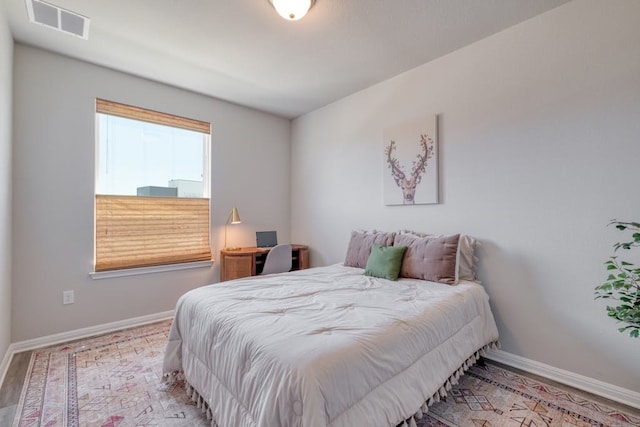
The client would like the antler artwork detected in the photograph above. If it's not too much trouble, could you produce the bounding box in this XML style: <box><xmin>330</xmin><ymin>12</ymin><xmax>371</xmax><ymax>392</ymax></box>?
<box><xmin>385</xmin><ymin>134</ymin><xmax>434</xmax><ymax>204</ymax></box>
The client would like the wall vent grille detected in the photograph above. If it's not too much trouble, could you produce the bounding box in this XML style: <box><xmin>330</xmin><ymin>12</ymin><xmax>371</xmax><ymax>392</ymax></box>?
<box><xmin>25</xmin><ymin>0</ymin><xmax>90</xmax><ymax>39</ymax></box>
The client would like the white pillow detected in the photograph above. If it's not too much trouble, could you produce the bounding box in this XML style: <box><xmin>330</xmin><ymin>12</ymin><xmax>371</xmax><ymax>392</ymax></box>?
<box><xmin>457</xmin><ymin>234</ymin><xmax>478</xmax><ymax>282</ymax></box>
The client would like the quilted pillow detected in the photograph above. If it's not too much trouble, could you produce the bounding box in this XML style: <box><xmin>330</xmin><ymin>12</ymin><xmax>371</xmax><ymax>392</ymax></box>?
<box><xmin>364</xmin><ymin>244</ymin><xmax>407</xmax><ymax>281</ymax></box>
<box><xmin>344</xmin><ymin>230</ymin><xmax>396</xmax><ymax>268</ymax></box>
<box><xmin>399</xmin><ymin>230</ymin><xmax>478</xmax><ymax>282</ymax></box>
<box><xmin>393</xmin><ymin>233</ymin><xmax>460</xmax><ymax>284</ymax></box>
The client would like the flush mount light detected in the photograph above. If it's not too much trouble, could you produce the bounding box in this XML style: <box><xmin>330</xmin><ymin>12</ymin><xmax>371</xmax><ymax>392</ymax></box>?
<box><xmin>268</xmin><ymin>0</ymin><xmax>316</xmax><ymax>21</ymax></box>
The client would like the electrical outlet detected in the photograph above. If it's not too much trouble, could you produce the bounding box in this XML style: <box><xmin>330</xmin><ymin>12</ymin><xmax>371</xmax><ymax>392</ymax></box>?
<box><xmin>63</xmin><ymin>290</ymin><xmax>74</xmax><ymax>305</ymax></box>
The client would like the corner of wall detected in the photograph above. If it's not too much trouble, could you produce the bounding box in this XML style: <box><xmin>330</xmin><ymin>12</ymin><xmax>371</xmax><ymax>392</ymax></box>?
<box><xmin>0</xmin><ymin>0</ymin><xmax>14</xmax><ymax>372</ymax></box>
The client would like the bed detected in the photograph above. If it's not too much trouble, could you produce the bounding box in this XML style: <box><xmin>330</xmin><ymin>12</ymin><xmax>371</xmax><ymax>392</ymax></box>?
<box><xmin>163</xmin><ymin>230</ymin><xmax>499</xmax><ymax>427</ymax></box>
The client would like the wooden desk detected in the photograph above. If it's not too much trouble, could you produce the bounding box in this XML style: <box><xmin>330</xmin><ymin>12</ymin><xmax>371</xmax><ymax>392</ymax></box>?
<box><xmin>220</xmin><ymin>245</ymin><xmax>309</xmax><ymax>281</ymax></box>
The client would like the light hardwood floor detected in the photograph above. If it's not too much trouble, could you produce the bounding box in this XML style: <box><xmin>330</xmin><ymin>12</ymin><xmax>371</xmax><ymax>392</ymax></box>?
<box><xmin>0</xmin><ymin>351</ymin><xmax>32</xmax><ymax>426</ymax></box>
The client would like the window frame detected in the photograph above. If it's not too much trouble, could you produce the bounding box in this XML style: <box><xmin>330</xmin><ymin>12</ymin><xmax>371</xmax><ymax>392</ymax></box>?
<box><xmin>93</xmin><ymin>99</ymin><xmax>212</xmax><ymax>274</ymax></box>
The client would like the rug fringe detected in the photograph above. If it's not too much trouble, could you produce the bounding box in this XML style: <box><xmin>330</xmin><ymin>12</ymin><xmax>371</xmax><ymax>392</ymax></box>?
<box><xmin>399</xmin><ymin>341</ymin><xmax>500</xmax><ymax>427</ymax></box>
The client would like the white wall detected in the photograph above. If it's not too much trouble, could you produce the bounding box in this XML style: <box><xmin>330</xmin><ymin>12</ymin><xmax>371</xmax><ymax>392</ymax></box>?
<box><xmin>12</xmin><ymin>45</ymin><xmax>291</xmax><ymax>342</ymax></box>
<box><xmin>291</xmin><ymin>0</ymin><xmax>640</xmax><ymax>392</ymax></box>
<box><xmin>0</xmin><ymin>3</ymin><xmax>13</xmax><ymax>361</ymax></box>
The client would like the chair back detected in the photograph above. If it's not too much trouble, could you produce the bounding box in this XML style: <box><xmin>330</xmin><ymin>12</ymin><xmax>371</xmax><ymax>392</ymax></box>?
<box><xmin>260</xmin><ymin>244</ymin><xmax>292</xmax><ymax>275</ymax></box>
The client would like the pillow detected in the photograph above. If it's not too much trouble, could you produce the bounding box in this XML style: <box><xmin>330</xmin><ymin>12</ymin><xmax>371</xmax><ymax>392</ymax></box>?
<box><xmin>398</xmin><ymin>230</ymin><xmax>478</xmax><ymax>282</ymax></box>
<box><xmin>344</xmin><ymin>230</ymin><xmax>396</xmax><ymax>268</ymax></box>
<box><xmin>364</xmin><ymin>244</ymin><xmax>407</xmax><ymax>281</ymax></box>
<box><xmin>457</xmin><ymin>234</ymin><xmax>478</xmax><ymax>282</ymax></box>
<box><xmin>393</xmin><ymin>233</ymin><xmax>460</xmax><ymax>284</ymax></box>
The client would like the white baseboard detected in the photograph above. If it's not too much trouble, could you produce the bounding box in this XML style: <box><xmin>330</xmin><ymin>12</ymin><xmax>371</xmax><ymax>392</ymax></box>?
<box><xmin>0</xmin><ymin>310</ymin><xmax>174</xmax><ymax>387</ymax></box>
<box><xmin>486</xmin><ymin>349</ymin><xmax>640</xmax><ymax>410</ymax></box>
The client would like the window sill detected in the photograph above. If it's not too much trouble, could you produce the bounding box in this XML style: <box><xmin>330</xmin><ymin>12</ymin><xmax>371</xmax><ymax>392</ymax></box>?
<box><xmin>89</xmin><ymin>260</ymin><xmax>213</xmax><ymax>280</ymax></box>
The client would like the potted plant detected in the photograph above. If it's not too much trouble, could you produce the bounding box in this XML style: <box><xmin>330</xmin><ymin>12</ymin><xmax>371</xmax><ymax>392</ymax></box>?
<box><xmin>594</xmin><ymin>220</ymin><xmax>640</xmax><ymax>338</ymax></box>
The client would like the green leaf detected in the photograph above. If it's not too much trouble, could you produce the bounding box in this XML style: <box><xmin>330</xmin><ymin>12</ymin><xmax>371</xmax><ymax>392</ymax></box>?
<box><xmin>597</xmin><ymin>220</ymin><xmax>640</xmax><ymax>338</ymax></box>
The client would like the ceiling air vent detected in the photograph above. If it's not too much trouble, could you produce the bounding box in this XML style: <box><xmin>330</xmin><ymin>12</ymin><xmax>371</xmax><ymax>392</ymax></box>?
<box><xmin>25</xmin><ymin>0</ymin><xmax>90</xmax><ymax>40</ymax></box>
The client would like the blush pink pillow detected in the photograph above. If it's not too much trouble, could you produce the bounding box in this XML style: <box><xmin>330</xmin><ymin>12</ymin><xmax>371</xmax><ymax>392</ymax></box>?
<box><xmin>393</xmin><ymin>233</ymin><xmax>460</xmax><ymax>284</ymax></box>
<box><xmin>344</xmin><ymin>230</ymin><xmax>396</xmax><ymax>268</ymax></box>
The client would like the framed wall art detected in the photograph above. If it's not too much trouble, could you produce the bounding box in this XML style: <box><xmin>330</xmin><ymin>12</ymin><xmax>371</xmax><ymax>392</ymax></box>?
<box><xmin>383</xmin><ymin>114</ymin><xmax>438</xmax><ymax>205</ymax></box>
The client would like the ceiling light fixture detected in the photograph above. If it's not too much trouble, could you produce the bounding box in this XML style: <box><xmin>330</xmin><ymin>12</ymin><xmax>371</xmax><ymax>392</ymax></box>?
<box><xmin>268</xmin><ymin>0</ymin><xmax>315</xmax><ymax>21</ymax></box>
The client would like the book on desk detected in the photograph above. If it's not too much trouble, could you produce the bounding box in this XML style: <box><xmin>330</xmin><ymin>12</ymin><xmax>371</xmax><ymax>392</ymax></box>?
<box><xmin>220</xmin><ymin>245</ymin><xmax>309</xmax><ymax>281</ymax></box>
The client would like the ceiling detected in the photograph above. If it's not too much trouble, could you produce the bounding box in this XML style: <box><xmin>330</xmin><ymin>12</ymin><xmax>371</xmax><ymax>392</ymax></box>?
<box><xmin>4</xmin><ymin>0</ymin><xmax>571</xmax><ymax>118</ymax></box>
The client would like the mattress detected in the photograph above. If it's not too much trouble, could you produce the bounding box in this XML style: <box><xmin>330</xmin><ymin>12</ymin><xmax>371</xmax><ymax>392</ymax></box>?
<box><xmin>163</xmin><ymin>264</ymin><xmax>499</xmax><ymax>427</ymax></box>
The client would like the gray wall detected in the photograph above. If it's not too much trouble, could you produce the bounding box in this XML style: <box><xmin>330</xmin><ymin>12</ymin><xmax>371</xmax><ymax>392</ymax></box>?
<box><xmin>0</xmin><ymin>3</ymin><xmax>13</xmax><ymax>363</ymax></box>
<box><xmin>291</xmin><ymin>0</ymin><xmax>640</xmax><ymax>392</ymax></box>
<box><xmin>11</xmin><ymin>44</ymin><xmax>291</xmax><ymax>341</ymax></box>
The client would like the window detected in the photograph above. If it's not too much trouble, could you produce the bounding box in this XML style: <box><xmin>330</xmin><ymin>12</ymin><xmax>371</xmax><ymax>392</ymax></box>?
<box><xmin>95</xmin><ymin>99</ymin><xmax>211</xmax><ymax>272</ymax></box>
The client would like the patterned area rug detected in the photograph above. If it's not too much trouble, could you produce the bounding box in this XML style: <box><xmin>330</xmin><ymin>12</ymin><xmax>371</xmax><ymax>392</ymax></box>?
<box><xmin>13</xmin><ymin>320</ymin><xmax>207</xmax><ymax>427</ymax></box>
<box><xmin>418</xmin><ymin>368</ymin><xmax>640</xmax><ymax>427</ymax></box>
<box><xmin>11</xmin><ymin>320</ymin><xmax>640</xmax><ymax>427</ymax></box>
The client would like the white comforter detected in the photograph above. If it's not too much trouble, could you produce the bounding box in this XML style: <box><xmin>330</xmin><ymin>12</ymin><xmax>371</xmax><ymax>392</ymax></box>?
<box><xmin>163</xmin><ymin>264</ymin><xmax>499</xmax><ymax>427</ymax></box>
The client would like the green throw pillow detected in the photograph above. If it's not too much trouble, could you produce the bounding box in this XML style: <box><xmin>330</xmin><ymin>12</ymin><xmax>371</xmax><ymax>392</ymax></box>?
<box><xmin>364</xmin><ymin>244</ymin><xmax>407</xmax><ymax>281</ymax></box>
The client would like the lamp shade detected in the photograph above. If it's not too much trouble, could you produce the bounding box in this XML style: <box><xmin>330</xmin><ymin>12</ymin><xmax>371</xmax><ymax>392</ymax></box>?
<box><xmin>269</xmin><ymin>0</ymin><xmax>315</xmax><ymax>21</ymax></box>
<box><xmin>230</xmin><ymin>207</ymin><xmax>241</xmax><ymax>224</ymax></box>
<box><xmin>224</xmin><ymin>207</ymin><xmax>242</xmax><ymax>250</ymax></box>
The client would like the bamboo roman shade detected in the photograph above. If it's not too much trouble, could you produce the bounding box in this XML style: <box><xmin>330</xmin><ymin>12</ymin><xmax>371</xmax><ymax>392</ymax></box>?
<box><xmin>96</xmin><ymin>99</ymin><xmax>210</xmax><ymax>134</ymax></box>
<box><xmin>95</xmin><ymin>99</ymin><xmax>211</xmax><ymax>272</ymax></box>
<box><xmin>95</xmin><ymin>195</ymin><xmax>211</xmax><ymax>272</ymax></box>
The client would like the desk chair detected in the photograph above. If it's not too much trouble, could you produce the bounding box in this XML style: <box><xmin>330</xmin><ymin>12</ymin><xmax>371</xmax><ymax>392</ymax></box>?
<box><xmin>260</xmin><ymin>244</ymin><xmax>292</xmax><ymax>275</ymax></box>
